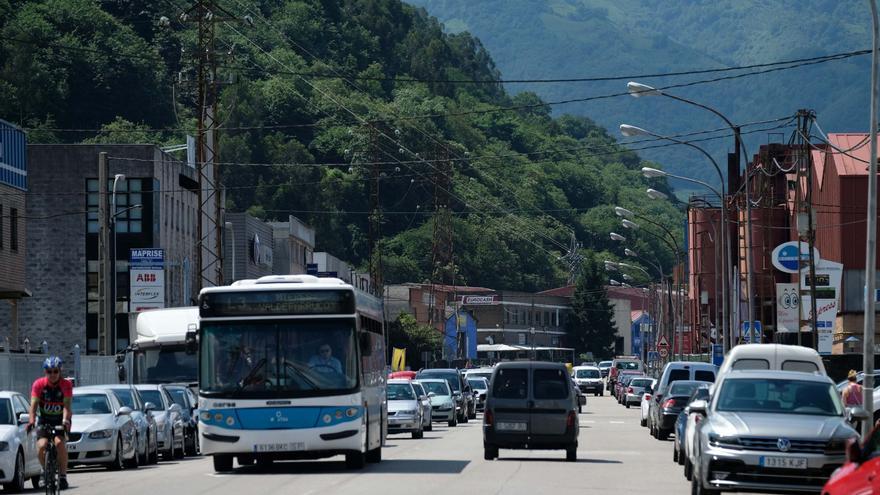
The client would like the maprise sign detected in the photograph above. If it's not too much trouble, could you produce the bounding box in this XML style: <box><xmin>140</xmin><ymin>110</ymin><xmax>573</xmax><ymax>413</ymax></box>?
<box><xmin>130</xmin><ymin>248</ymin><xmax>165</xmax><ymax>312</ymax></box>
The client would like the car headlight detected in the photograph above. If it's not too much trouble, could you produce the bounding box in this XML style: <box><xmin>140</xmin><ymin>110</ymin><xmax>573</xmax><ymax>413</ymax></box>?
<box><xmin>88</xmin><ymin>429</ymin><xmax>114</xmax><ymax>439</ymax></box>
<box><xmin>0</xmin><ymin>441</ymin><xmax>9</xmax><ymax>452</ymax></box>
<box><xmin>708</xmin><ymin>433</ymin><xmax>739</xmax><ymax>447</ymax></box>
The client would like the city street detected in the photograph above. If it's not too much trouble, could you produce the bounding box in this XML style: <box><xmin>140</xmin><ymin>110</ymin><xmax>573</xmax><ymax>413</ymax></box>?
<box><xmin>61</xmin><ymin>395</ymin><xmax>696</xmax><ymax>494</ymax></box>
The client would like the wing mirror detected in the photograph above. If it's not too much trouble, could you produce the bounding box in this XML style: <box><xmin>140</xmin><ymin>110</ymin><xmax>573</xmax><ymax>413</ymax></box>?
<box><xmin>185</xmin><ymin>323</ymin><xmax>198</xmax><ymax>355</ymax></box>
<box><xmin>689</xmin><ymin>399</ymin><xmax>708</xmax><ymax>416</ymax></box>
<box><xmin>847</xmin><ymin>406</ymin><xmax>870</xmax><ymax>423</ymax></box>
<box><xmin>428</xmin><ymin>392</ymin><xmax>436</xmax><ymax>398</ymax></box>
<box><xmin>18</xmin><ymin>413</ymin><xmax>29</xmax><ymax>425</ymax></box>
<box><xmin>117</xmin><ymin>406</ymin><xmax>133</xmax><ymax>416</ymax></box>
<box><xmin>169</xmin><ymin>403</ymin><xmax>182</xmax><ymax>414</ymax></box>
<box><xmin>144</xmin><ymin>402</ymin><xmax>157</xmax><ymax>413</ymax></box>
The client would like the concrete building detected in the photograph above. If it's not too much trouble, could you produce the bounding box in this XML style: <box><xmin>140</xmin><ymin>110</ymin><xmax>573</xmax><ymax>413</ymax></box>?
<box><xmin>223</xmin><ymin>212</ymin><xmax>274</xmax><ymax>283</ymax></box>
<box><xmin>383</xmin><ymin>283</ymin><xmax>492</xmax><ymax>331</ymax></box>
<box><xmin>312</xmin><ymin>251</ymin><xmax>371</xmax><ymax>291</ymax></box>
<box><xmin>0</xmin><ymin>144</ymin><xmax>204</xmax><ymax>357</ymax></box>
<box><xmin>0</xmin><ymin>120</ymin><xmax>29</xmax><ymax>349</ymax></box>
<box><xmin>271</xmin><ymin>215</ymin><xmax>315</xmax><ymax>275</ymax></box>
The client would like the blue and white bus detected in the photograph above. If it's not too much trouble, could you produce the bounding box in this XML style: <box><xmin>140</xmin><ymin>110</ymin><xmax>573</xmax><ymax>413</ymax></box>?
<box><xmin>196</xmin><ymin>275</ymin><xmax>386</xmax><ymax>472</ymax></box>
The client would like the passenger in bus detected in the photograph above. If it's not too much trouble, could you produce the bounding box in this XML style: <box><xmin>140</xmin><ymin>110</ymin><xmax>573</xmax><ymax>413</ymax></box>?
<box><xmin>308</xmin><ymin>344</ymin><xmax>343</xmax><ymax>375</ymax></box>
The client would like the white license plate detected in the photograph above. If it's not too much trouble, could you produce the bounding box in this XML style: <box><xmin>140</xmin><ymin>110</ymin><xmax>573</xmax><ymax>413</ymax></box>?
<box><xmin>760</xmin><ymin>456</ymin><xmax>807</xmax><ymax>469</ymax></box>
<box><xmin>253</xmin><ymin>442</ymin><xmax>305</xmax><ymax>453</ymax></box>
<box><xmin>496</xmin><ymin>422</ymin><xmax>527</xmax><ymax>432</ymax></box>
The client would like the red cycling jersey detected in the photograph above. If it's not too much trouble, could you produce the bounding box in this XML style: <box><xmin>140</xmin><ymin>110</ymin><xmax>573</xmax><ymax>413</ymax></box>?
<box><xmin>31</xmin><ymin>377</ymin><xmax>73</xmax><ymax>426</ymax></box>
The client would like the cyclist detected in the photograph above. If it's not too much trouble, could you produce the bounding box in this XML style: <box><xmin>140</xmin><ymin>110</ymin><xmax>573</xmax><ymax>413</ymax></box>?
<box><xmin>27</xmin><ymin>356</ymin><xmax>73</xmax><ymax>490</ymax></box>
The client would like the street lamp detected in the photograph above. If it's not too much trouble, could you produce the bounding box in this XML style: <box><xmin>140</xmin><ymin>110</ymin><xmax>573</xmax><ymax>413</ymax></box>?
<box><xmin>621</xmin><ymin>219</ymin><xmax>639</xmax><ymax>231</ymax></box>
<box><xmin>624</xmin><ymin>248</ymin><xmax>638</xmax><ymax>258</ymax></box>
<box><xmin>609</xmin><ymin>279</ymin><xmax>622</xmax><ymax>286</ymax></box>
<box><xmin>641</xmin><ymin>165</ymin><xmax>731</xmax><ymax>354</ymax></box>
<box><xmin>610</xmin><ymin>232</ymin><xmax>626</xmax><ymax>242</ymax></box>
<box><xmin>646</xmin><ymin>188</ymin><xmax>668</xmax><ymax>201</ymax></box>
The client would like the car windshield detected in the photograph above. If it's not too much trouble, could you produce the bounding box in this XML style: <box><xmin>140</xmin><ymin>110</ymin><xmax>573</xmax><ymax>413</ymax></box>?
<box><xmin>138</xmin><ymin>390</ymin><xmax>164</xmax><ymax>409</ymax></box>
<box><xmin>576</xmin><ymin>369</ymin><xmax>600</xmax><ymax>378</ymax></box>
<box><xmin>72</xmin><ymin>394</ymin><xmax>112</xmax><ymax>415</ymax></box>
<box><xmin>716</xmin><ymin>378</ymin><xmax>843</xmax><ymax>416</ymax></box>
<box><xmin>670</xmin><ymin>382</ymin><xmax>706</xmax><ymax>397</ymax></box>
<box><xmin>422</xmin><ymin>381</ymin><xmax>450</xmax><ymax>396</ymax></box>
<box><xmin>418</xmin><ymin>371</ymin><xmax>460</xmax><ymax>392</ymax></box>
<box><xmin>387</xmin><ymin>383</ymin><xmax>415</xmax><ymax>400</ymax></box>
<box><xmin>617</xmin><ymin>361</ymin><xmax>639</xmax><ymax>370</ymax></box>
<box><xmin>0</xmin><ymin>399</ymin><xmax>12</xmax><ymax>425</ymax></box>
<box><xmin>136</xmin><ymin>347</ymin><xmax>198</xmax><ymax>384</ymax></box>
<box><xmin>111</xmin><ymin>389</ymin><xmax>137</xmax><ymax>410</ymax></box>
<box><xmin>200</xmin><ymin>319</ymin><xmax>358</xmax><ymax>397</ymax></box>
<box><xmin>168</xmin><ymin>389</ymin><xmax>189</xmax><ymax>409</ymax></box>
<box><xmin>468</xmin><ymin>379</ymin><xmax>487</xmax><ymax>390</ymax></box>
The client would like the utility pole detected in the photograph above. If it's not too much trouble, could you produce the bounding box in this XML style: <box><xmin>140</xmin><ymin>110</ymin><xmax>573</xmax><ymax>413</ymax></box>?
<box><xmin>97</xmin><ymin>153</ymin><xmax>112</xmax><ymax>356</ymax></box>
<box><xmin>863</xmin><ymin>0</ymin><xmax>879</xmax><ymax>435</ymax></box>
<box><xmin>181</xmin><ymin>0</ymin><xmax>237</xmax><ymax>291</ymax></box>
<box><xmin>794</xmin><ymin>110</ymin><xmax>820</xmax><ymax>348</ymax></box>
<box><xmin>561</xmin><ymin>232</ymin><xmax>584</xmax><ymax>285</ymax></box>
<box><xmin>367</xmin><ymin>124</ymin><xmax>384</xmax><ymax>296</ymax></box>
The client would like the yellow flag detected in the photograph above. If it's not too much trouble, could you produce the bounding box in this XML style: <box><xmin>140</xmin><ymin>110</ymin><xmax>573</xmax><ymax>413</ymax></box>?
<box><xmin>392</xmin><ymin>348</ymin><xmax>406</xmax><ymax>371</ymax></box>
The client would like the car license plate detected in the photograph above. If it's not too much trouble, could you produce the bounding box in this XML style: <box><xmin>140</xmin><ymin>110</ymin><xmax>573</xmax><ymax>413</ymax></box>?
<box><xmin>760</xmin><ymin>456</ymin><xmax>807</xmax><ymax>469</ymax></box>
<box><xmin>496</xmin><ymin>422</ymin><xmax>527</xmax><ymax>432</ymax></box>
<box><xmin>253</xmin><ymin>442</ymin><xmax>305</xmax><ymax>453</ymax></box>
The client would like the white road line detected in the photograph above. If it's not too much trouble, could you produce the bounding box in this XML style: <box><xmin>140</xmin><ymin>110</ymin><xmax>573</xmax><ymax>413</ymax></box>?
<box><xmin>609</xmin><ymin>421</ymin><xmax>624</xmax><ymax>424</ymax></box>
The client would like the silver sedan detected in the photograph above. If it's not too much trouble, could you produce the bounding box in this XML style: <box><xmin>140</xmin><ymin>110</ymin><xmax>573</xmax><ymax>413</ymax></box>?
<box><xmin>67</xmin><ymin>389</ymin><xmax>138</xmax><ymax>470</ymax></box>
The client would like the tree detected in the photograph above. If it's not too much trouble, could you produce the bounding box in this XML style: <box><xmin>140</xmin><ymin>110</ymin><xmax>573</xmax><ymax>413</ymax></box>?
<box><xmin>565</xmin><ymin>254</ymin><xmax>617</xmax><ymax>359</ymax></box>
<box><xmin>387</xmin><ymin>313</ymin><xmax>443</xmax><ymax>369</ymax></box>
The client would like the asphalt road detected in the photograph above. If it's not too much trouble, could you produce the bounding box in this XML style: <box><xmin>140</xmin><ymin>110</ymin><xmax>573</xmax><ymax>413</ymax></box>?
<box><xmin>56</xmin><ymin>394</ymin><xmax>697</xmax><ymax>494</ymax></box>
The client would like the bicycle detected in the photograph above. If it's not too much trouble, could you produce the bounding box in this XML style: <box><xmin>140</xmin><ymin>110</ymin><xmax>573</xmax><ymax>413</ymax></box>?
<box><xmin>32</xmin><ymin>425</ymin><xmax>67</xmax><ymax>495</ymax></box>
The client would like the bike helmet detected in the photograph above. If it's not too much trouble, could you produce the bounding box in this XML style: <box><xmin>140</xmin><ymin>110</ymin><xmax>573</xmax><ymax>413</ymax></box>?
<box><xmin>42</xmin><ymin>355</ymin><xmax>63</xmax><ymax>369</ymax></box>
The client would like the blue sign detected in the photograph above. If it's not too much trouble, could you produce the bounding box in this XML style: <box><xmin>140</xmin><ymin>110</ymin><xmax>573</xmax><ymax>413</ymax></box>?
<box><xmin>445</xmin><ymin>312</ymin><xmax>477</xmax><ymax>360</ymax></box>
<box><xmin>647</xmin><ymin>351</ymin><xmax>660</xmax><ymax>362</ymax></box>
<box><xmin>129</xmin><ymin>248</ymin><xmax>164</xmax><ymax>268</ymax></box>
<box><xmin>0</xmin><ymin>119</ymin><xmax>27</xmax><ymax>191</ymax></box>
<box><xmin>306</xmin><ymin>263</ymin><xmax>319</xmax><ymax>275</ymax></box>
<box><xmin>712</xmin><ymin>344</ymin><xmax>724</xmax><ymax>366</ymax></box>
<box><xmin>741</xmin><ymin>321</ymin><xmax>762</xmax><ymax>343</ymax></box>
<box><xmin>316</xmin><ymin>271</ymin><xmax>338</xmax><ymax>278</ymax></box>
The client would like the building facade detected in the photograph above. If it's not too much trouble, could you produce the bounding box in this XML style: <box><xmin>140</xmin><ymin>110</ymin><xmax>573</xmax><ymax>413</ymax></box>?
<box><xmin>0</xmin><ymin>120</ymin><xmax>28</xmax><ymax>349</ymax></box>
<box><xmin>223</xmin><ymin>212</ymin><xmax>274</xmax><ymax>283</ymax></box>
<box><xmin>271</xmin><ymin>215</ymin><xmax>315</xmax><ymax>275</ymax></box>
<box><xmin>0</xmin><ymin>144</ymin><xmax>204</xmax><ymax>358</ymax></box>
<box><xmin>312</xmin><ymin>251</ymin><xmax>371</xmax><ymax>291</ymax></box>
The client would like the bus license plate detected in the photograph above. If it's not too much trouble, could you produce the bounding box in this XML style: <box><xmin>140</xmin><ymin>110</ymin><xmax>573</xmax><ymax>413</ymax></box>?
<box><xmin>760</xmin><ymin>456</ymin><xmax>807</xmax><ymax>469</ymax></box>
<box><xmin>254</xmin><ymin>442</ymin><xmax>305</xmax><ymax>453</ymax></box>
<box><xmin>496</xmin><ymin>422</ymin><xmax>527</xmax><ymax>432</ymax></box>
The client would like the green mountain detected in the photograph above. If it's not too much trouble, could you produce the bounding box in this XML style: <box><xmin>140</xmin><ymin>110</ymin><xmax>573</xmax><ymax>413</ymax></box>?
<box><xmin>407</xmin><ymin>0</ymin><xmax>871</xmax><ymax>185</ymax></box>
<box><xmin>0</xmin><ymin>0</ymin><xmax>683</xmax><ymax>291</ymax></box>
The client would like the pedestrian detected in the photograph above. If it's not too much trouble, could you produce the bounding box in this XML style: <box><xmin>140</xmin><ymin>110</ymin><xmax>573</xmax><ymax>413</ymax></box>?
<box><xmin>842</xmin><ymin>369</ymin><xmax>864</xmax><ymax>407</ymax></box>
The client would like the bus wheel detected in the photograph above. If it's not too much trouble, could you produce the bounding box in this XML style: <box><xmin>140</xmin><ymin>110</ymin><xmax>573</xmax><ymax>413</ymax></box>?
<box><xmin>345</xmin><ymin>451</ymin><xmax>366</xmax><ymax>469</ymax></box>
<box><xmin>213</xmin><ymin>455</ymin><xmax>233</xmax><ymax>472</ymax></box>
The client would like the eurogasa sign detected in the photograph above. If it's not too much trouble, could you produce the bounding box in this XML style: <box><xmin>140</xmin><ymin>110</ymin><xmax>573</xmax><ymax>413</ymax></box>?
<box><xmin>770</xmin><ymin>241</ymin><xmax>818</xmax><ymax>274</ymax></box>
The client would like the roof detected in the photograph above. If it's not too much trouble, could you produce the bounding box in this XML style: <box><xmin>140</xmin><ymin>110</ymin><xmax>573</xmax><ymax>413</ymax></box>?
<box><xmin>135</xmin><ymin>307</ymin><xmax>199</xmax><ymax>344</ymax></box>
<box><xmin>494</xmin><ymin>361</ymin><xmax>568</xmax><ymax>370</ymax></box>
<box><xmin>724</xmin><ymin>343</ymin><xmax>821</xmax><ymax>360</ymax></box>
<box><xmin>823</xmin><ymin>134</ymin><xmax>875</xmax><ymax>176</ymax></box>
<box><xmin>537</xmin><ymin>285</ymin><xmax>575</xmax><ymax>297</ymax></box>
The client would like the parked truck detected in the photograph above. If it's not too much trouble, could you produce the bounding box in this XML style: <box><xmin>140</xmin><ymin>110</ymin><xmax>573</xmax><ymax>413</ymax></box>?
<box><xmin>118</xmin><ymin>307</ymin><xmax>199</xmax><ymax>387</ymax></box>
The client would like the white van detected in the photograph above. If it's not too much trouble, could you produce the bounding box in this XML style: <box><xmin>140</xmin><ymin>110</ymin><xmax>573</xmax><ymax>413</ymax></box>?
<box><xmin>717</xmin><ymin>344</ymin><xmax>826</xmax><ymax>376</ymax></box>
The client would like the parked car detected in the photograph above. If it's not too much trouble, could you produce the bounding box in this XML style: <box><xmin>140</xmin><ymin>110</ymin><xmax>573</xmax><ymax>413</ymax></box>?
<box><xmin>608</xmin><ymin>356</ymin><xmax>642</xmax><ymax>393</ymax></box>
<box><xmin>416</xmin><ymin>368</ymin><xmax>470</xmax><ymax>423</ymax></box>
<box><xmin>835</xmin><ymin>371</ymin><xmax>880</xmax><ymax>392</ymax></box>
<box><xmin>411</xmin><ymin>381</ymin><xmax>433</xmax><ymax>432</ymax></box>
<box><xmin>82</xmin><ymin>385</ymin><xmax>159</xmax><ymax>465</ymax></box>
<box><xmin>386</xmin><ymin>379</ymin><xmax>424</xmax><ymax>439</ymax></box>
<box><xmin>467</xmin><ymin>377</ymin><xmax>490</xmax><ymax>411</ymax></box>
<box><xmin>624</xmin><ymin>377</ymin><xmax>653</xmax><ymax>408</ymax></box>
<box><xmin>67</xmin><ymin>388</ymin><xmax>138</xmax><ymax>470</ymax></box>
<box><xmin>717</xmin><ymin>343</ymin><xmax>826</xmax><ymax>377</ymax></box>
<box><xmin>691</xmin><ymin>370</ymin><xmax>862</xmax><ymax>494</ymax></box>
<box><xmin>822</xmin><ymin>422</ymin><xmax>880</xmax><ymax>494</ymax></box>
<box><xmin>420</xmin><ymin>379</ymin><xmax>457</xmax><ymax>427</ymax></box>
<box><xmin>651</xmin><ymin>380</ymin><xmax>710</xmax><ymax>441</ymax></box>
<box><xmin>673</xmin><ymin>383</ymin><xmax>710</xmax><ymax>467</ymax></box>
<box><xmin>133</xmin><ymin>384</ymin><xmax>185</xmax><ymax>460</ymax></box>
<box><xmin>648</xmin><ymin>362</ymin><xmax>717</xmax><ymax>439</ymax></box>
<box><xmin>640</xmin><ymin>379</ymin><xmax>657</xmax><ymax>427</ymax></box>
<box><xmin>598</xmin><ymin>361</ymin><xmax>613</xmax><ymax>379</ymax></box>
<box><xmin>166</xmin><ymin>384</ymin><xmax>199</xmax><ymax>456</ymax></box>
<box><xmin>0</xmin><ymin>391</ymin><xmax>41</xmax><ymax>492</ymax></box>
<box><xmin>615</xmin><ymin>372</ymin><xmax>643</xmax><ymax>403</ymax></box>
<box><xmin>572</xmin><ymin>366</ymin><xmax>604</xmax><ymax>396</ymax></box>
<box><xmin>464</xmin><ymin>368</ymin><xmax>494</xmax><ymax>383</ymax></box>
<box><xmin>483</xmin><ymin>362</ymin><xmax>579</xmax><ymax>462</ymax></box>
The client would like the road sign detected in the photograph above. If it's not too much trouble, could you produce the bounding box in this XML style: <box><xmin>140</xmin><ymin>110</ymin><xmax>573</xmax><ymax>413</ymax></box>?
<box><xmin>741</xmin><ymin>321</ymin><xmax>762</xmax><ymax>343</ymax></box>
<box><xmin>659</xmin><ymin>348</ymin><xmax>669</xmax><ymax>359</ymax></box>
<box><xmin>647</xmin><ymin>351</ymin><xmax>660</xmax><ymax>362</ymax></box>
<box><xmin>657</xmin><ymin>335</ymin><xmax>669</xmax><ymax>349</ymax></box>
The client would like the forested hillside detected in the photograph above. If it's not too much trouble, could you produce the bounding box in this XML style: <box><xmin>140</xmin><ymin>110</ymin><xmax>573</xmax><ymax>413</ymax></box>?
<box><xmin>0</xmin><ymin>0</ymin><xmax>682</xmax><ymax>291</ymax></box>
<box><xmin>408</xmin><ymin>0</ymin><xmax>871</xmax><ymax>185</ymax></box>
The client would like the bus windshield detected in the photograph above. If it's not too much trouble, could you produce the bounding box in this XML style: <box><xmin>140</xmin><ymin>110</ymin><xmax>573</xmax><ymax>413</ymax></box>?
<box><xmin>137</xmin><ymin>347</ymin><xmax>198</xmax><ymax>384</ymax></box>
<box><xmin>200</xmin><ymin>319</ymin><xmax>358</xmax><ymax>397</ymax></box>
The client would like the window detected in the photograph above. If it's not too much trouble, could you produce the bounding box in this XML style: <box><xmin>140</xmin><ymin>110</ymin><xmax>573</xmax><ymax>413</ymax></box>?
<box><xmin>86</xmin><ymin>178</ymin><xmax>144</xmax><ymax>233</ymax></box>
<box><xmin>517</xmin><ymin>333</ymin><xmax>526</xmax><ymax>345</ymax></box>
<box><xmin>782</xmin><ymin>360</ymin><xmax>819</xmax><ymax>373</ymax></box>
<box><xmin>9</xmin><ymin>208</ymin><xmax>17</xmax><ymax>251</ymax></box>
<box><xmin>667</xmin><ymin>369</ymin><xmax>690</xmax><ymax>385</ymax></box>
<box><xmin>492</xmin><ymin>368</ymin><xmax>528</xmax><ymax>399</ymax></box>
<box><xmin>694</xmin><ymin>370</ymin><xmax>716</xmax><ymax>382</ymax></box>
<box><xmin>0</xmin><ymin>204</ymin><xmax>3</xmax><ymax>250</ymax></box>
<box><xmin>533</xmin><ymin>369</ymin><xmax>569</xmax><ymax>399</ymax></box>
<box><xmin>731</xmin><ymin>359</ymin><xmax>770</xmax><ymax>371</ymax></box>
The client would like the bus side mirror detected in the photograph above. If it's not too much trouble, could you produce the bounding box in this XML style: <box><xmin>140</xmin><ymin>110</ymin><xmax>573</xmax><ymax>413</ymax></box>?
<box><xmin>360</xmin><ymin>333</ymin><xmax>372</xmax><ymax>357</ymax></box>
<box><xmin>115</xmin><ymin>352</ymin><xmax>126</xmax><ymax>364</ymax></box>
<box><xmin>117</xmin><ymin>364</ymin><xmax>127</xmax><ymax>384</ymax></box>
<box><xmin>185</xmin><ymin>330</ymin><xmax>198</xmax><ymax>355</ymax></box>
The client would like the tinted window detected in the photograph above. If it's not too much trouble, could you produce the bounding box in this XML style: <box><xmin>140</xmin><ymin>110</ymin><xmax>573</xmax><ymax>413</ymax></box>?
<box><xmin>694</xmin><ymin>370</ymin><xmax>716</xmax><ymax>382</ymax></box>
<box><xmin>731</xmin><ymin>359</ymin><xmax>769</xmax><ymax>370</ymax></box>
<box><xmin>617</xmin><ymin>361</ymin><xmax>640</xmax><ymax>370</ymax></box>
<box><xmin>575</xmin><ymin>369</ymin><xmax>600</xmax><ymax>379</ymax></box>
<box><xmin>169</xmin><ymin>389</ymin><xmax>189</xmax><ymax>408</ymax></box>
<box><xmin>72</xmin><ymin>394</ymin><xmax>112</xmax><ymax>415</ymax></box>
<box><xmin>670</xmin><ymin>382</ymin><xmax>703</xmax><ymax>397</ymax></box>
<box><xmin>139</xmin><ymin>390</ymin><xmax>164</xmax><ymax>409</ymax></box>
<box><xmin>492</xmin><ymin>368</ymin><xmax>528</xmax><ymax>399</ymax></box>
<box><xmin>667</xmin><ymin>369</ymin><xmax>690</xmax><ymax>384</ymax></box>
<box><xmin>534</xmin><ymin>369</ymin><xmax>570</xmax><ymax>399</ymax></box>
<box><xmin>387</xmin><ymin>383</ymin><xmax>415</xmax><ymax>400</ymax></box>
<box><xmin>418</xmin><ymin>371</ymin><xmax>461</xmax><ymax>391</ymax></box>
<box><xmin>413</xmin><ymin>383</ymin><xmax>426</xmax><ymax>397</ymax></box>
<box><xmin>421</xmin><ymin>381</ymin><xmax>450</xmax><ymax>396</ymax></box>
<box><xmin>631</xmin><ymin>379</ymin><xmax>653</xmax><ymax>388</ymax></box>
<box><xmin>0</xmin><ymin>399</ymin><xmax>12</xmax><ymax>425</ymax></box>
<box><xmin>112</xmin><ymin>389</ymin><xmax>136</xmax><ymax>409</ymax></box>
<box><xmin>782</xmin><ymin>360</ymin><xmax>819</xmax><ymax>373</ymax></box>
<box><xmin>717</xmin><ymin>378</ymin><xmax>842</xmax><ymax>416</ymax></box>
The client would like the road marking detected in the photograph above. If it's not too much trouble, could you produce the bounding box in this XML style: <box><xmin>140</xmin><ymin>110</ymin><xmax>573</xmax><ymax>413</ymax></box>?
<box><xmin>583</xmin><ymin>420</ymin><xmax>595</xmax><ymax>423</ymax></box>
<box><xmin>609</xmin><ymin>421</ymin><xmax>624</xmax><ymax>424</ymax></box>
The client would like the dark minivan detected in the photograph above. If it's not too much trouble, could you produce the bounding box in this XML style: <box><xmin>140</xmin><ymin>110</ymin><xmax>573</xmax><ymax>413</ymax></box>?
<box><xmin>483</xmin><ymin>362</ymin><xmax>579</xmax><ymax>462</ymax></box>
